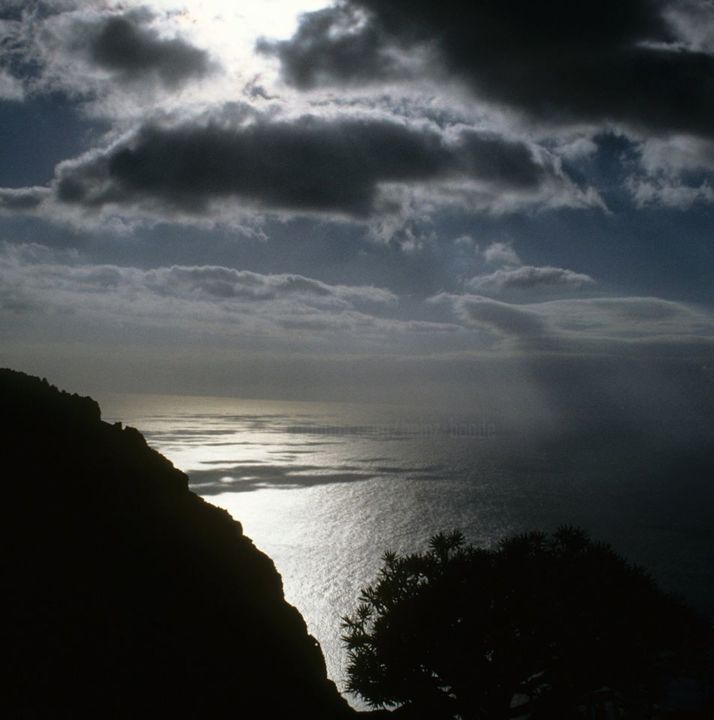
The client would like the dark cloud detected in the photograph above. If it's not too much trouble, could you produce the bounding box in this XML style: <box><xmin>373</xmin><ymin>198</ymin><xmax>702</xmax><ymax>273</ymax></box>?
<box><xmin>51</xmin><ymin>116</ymin><xmax>563</xmax><ymax>217</ymax></box>
<box><xmin>457</xmin><ymin>132</ymin><xmax>548</xmax><ymax>188</ymax></box>
<box><xmin>0</xmin><ymin>4</ymin><xmax>214</xmax><ymax>107</ymax></box>
<box><xmin>257</xmin><ymin>4</ymin><xmax>399</xmax><ymax>89</ymax></box>
<box><xmin>0</xmin><ymin>6</ymin><xmax>23</xmax><ymax>23</ymax></box>
<box><xmin>83</xmin><ymin>10</ymin><xmax>212</xmax><ymax>88</ymax></box>
<box><xmin>55</xmin><ymin>117</ymin><xmax>445</xmax><ymax>216</ymax></box>
<box><xmin>267</xmin><ymin>0</ymin><xmax>714</xmax><ymax>138</ymax></box>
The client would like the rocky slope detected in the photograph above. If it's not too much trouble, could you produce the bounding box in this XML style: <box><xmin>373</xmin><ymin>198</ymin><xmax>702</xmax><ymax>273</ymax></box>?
<box><xmin>0</xmin><ymin>369</ymin><xmax>356</xmax><ymax>719</ymax></box>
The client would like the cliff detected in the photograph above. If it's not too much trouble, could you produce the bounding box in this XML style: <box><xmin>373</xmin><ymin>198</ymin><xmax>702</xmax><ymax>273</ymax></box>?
<box><xmin>0</xmin><ymin>369</ymin><xmax>355</xmax><ymax>719</ymax></box>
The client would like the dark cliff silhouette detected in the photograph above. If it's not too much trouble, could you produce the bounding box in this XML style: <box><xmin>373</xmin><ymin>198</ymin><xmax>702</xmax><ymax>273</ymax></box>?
<box><xmin>0</xmin><ymin>369</ymin><xmax>354</xmax><ymax>719</ymax></box>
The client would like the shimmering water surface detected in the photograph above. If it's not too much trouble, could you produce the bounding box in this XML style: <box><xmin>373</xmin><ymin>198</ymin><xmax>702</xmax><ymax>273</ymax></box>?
<box><xmin>100</xmin><ymin>392</ymin><xmax>714</xmax><ymax>705</ymax></box>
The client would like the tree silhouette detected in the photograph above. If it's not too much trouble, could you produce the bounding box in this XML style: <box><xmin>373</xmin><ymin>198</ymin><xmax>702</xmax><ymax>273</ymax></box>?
<box><xmin>342</xmin><ymin>527</ymin><xmax>711</xmax><ymax>719</ymax></box>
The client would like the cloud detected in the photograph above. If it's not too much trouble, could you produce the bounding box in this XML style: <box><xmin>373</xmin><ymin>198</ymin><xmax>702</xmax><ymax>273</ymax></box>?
<box><xmin>557</xmin><ymin>137</ymin><xmax>600</xmax><ymax>161</ymax></box>
<box><xmin>143</xmin><ymin>265</ymin><xmax>397</xmax><ymax>307</ymax></box>
<box><xmin>0</xmin><ymin>187</ymin><xmax>50</xmax><ymax>211</ymax></box>
<box><xmin>3</xmin><ymin>113</ymin><xmax>595</xmax><ymax>224</ymax></box>
<box><xmin>257</xmin><ymin>4</ymin><xmax>401</xmax><ymax>89</ymax></box>
<box><xmin>467</xmin><ymin>242</ymin><xmax>597</xmax><ymax>299</ymax></box>
<box><xmin>628</xmin><ymin>177</ymin><xmax>714</xmax><ymax>208</ymax></box>
<box><xmin>59</xmin><ymin>116</ymin><xmax>448</xmax><ymax>217</ymax></box>
<box><xmin>625</xmin><ymin>134</ymin><xmax>714</xmax><ymax>208</ymax></box>
<box><xmin>0</xmin><ymin>244</ymin><xmax>462</xmax><ymax>346</ymax></box>
<box><xmin>4</xmin><ymin>3</ymin><xmax>215</xmax><ymax>111</ymax></box>
<box><xmin>456</xmin><ymin>131</ymin><xmax>552</xmax><ymax>189</ymax></box>
<box><xmin>0</xmin><ymin>7</ymin><xmax>34</xmax><ymax>93</ymax></box>
<box><xmin>434</xmin><ymin>293</ymin><xmax>549</xmax><ymax>340</ymax></box>
<box><xmin>578</xmin><ymin>296</ymin><xmax>701</xmax><ymax>325</ymax></box>
<box><xmin>433</xmin><ymin>292</ymin><xmax>714</xmax><ymax>352</ymax></box>
<box><xmin>267</xmin><ymin>0</ymin><xmax>714</xmax><ymax>139</ymax></box>
<box><xmin>468</xmin><ymin>266</ymin><xmax>597</xmax><ymax>294</ymax></box>
<box><xmin>482</xmin><ymin>241</ymin><xmax>520</xmax><ymax>266</ymax></box>
<box><xmin>0</xmin><ymin>68</ymin><xmax>24</xmax><ymax>100</ymax></box>
<box><xmin>638</xmin><ymin>135</ymin><xmax>714</xmax><ymax>176</ymax></box>
<box><xmin>665</xmin><ymin>0</ymin><xmax>714</xmax><ymax>53</ymax></box>
<box><xmin>79</xmin><ymin>10</ymin><xmax>213</xmax><ymax>89</ymax></box>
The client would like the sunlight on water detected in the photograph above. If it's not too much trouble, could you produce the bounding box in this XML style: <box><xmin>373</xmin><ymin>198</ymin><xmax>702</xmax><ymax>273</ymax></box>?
<box><xmin>99</xmin><ymin>391</ymin><xmax>714</xmax><ymax>705</ymax></box>
<box><xmin>99</xmin><ymin>392</ymin><xmax>514</xmax><ymax>699</ymax></box>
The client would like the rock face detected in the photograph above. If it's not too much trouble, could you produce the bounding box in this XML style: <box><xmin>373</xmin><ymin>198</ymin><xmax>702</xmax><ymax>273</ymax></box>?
<box><xmin>0</xmin><ymin>369</ymin><xmax>354</xmax><ymax>719</ymax></box>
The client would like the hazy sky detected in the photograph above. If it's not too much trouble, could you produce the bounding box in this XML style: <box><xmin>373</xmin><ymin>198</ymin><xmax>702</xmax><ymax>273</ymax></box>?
<box><xmin>0</xmin><ymin>0</ymin><xmax>713</xmax><ymax>420</ymax></box>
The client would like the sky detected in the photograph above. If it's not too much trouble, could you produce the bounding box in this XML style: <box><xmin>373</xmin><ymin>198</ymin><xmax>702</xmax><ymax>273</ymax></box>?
<box><xmin>0</xmin><ymin>0</ymin><xmax>713</xmax><ymax>427</ymax></box>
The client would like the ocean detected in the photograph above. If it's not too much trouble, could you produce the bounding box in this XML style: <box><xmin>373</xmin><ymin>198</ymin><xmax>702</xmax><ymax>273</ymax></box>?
<box><xmin>100</xmin><ymin>392</ymin><xmax>714</xmax><ymax>707</ymax></box>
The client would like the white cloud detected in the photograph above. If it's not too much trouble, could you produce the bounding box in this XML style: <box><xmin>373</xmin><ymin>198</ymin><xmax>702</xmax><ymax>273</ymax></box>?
<box><xmin>638</xmin><ymin>135</ymin><xmax>714</xmax><ymax>176</ymax></box>
<box><xmin>628</xmin><ymin>177</ymin><xmax>714</xmax><ymax>209</ymax></box>
<box><xmin>482</xmin><ymin>241</ymin><xmax>520</xmax><ymax>266</ymax></box>
<box><xmin>3</xmin><ymin>1</ymin><xmax>331</xmax><ymax>121</ymax></box>
<box><xmin>0</xmin><ymin>243</ymin><xmax>460</xmax><ymax>348</ymax></box>
<box><xmin>556</xmin><ymin>136</ymin><xmax>599</xmax><ymax>161</ymax></box>
<box><xmin>453</xmin><ymin>234</ymin><xmax>477</xmax><ymax>249</ymax></box>
<box><xmin>0</xmin><ymin>69</ymin><xmax>24</xmax><ymax>101</ymax></box>
<box><xmin>664</xmin><ymin>0</ymin><xmax>714</xmax><ymax>53</ymax></box>
<box><xmin>142</xmin><ymin>265</ymin><xmax>397</xmax><ymax>306</ymax></box>
<box><xmin>626</xmin><ymin>135</ymin><xmax>714</xmax><ymax>208</ymax></box>
<box><xmin>467</xmin><ymin>265</ymin><xmax>596</xmax><ymax>294</ymax></box>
